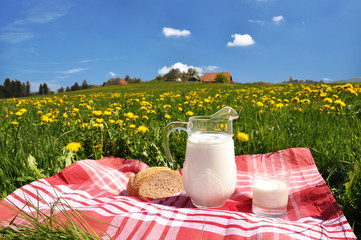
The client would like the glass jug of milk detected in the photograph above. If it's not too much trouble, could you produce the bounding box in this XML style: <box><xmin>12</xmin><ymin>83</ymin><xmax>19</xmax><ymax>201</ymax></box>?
<box><xmin>163</xmin><ymin>106</ymin><xmax>239</xmax><ymax>208</ymax></box>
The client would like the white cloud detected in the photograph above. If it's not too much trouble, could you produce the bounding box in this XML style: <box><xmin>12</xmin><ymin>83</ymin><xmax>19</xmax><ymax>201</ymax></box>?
<box><xmin>78</xmin><ymin>58</ymin><xmax>100</xmax><ymax>64</ymax></box>
<box><xmin>248</xmin><ymin>19</ymin><xmax>265</xmax><ymax>24</ymax></box>
<box><xmin>0</xmin><ymin>2</ymin><xmax>72</xmax><ymax>44</ymax></box>
<box><xmin>162</xmin><ymin>27</ymin><xmax>191</xmax><ymax>37</ymax></box>
<box><xmin>56</xmin><ymin>68</ymin><xmax>88</xmax><ymax>74</ymax></box>
<box><xmin>158</xmin><ymin>62</ymin><xmax>218</xmax><ymax>75</ymax></box>
<box><xmin>0</xmin><ymin>32</ymin><xmax>35</xmax><ymax>44</ymax></box>
<box><xmin>227</xmin><ymin>34</ymin><xmax>255</xmax><ymax>47</ymax></box>
<box><xmin>273</xmin><ymin>16</ymin><xmax>285</xmax><ymax>24</ymax></box>
<box><xmin>108</xmin><ymin>72</ymin><xmax>117</xmax><ymax>77</ymax></box>
<box><xmin>204</xmin><ymin>65</ymin><xmax>219</xmax><ymax>72</ymax></box>
<box><xmin>322</xmin><ymin>78</ymin><xmax>331</xmax><ymax>81</ymax></box>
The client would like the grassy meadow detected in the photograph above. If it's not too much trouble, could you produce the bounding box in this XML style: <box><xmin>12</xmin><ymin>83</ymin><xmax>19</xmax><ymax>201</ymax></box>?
<box><xmin>1</xmin><ymin>81</ymin><xmax>360</xmax><ymax>237</ymax></box>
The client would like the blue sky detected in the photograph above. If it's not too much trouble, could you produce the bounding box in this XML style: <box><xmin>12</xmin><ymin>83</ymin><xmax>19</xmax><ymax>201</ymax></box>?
<box><xmin>1</xmin><ymin>0</ymin><xmax>360</xmax><ymax>91</ymax></box>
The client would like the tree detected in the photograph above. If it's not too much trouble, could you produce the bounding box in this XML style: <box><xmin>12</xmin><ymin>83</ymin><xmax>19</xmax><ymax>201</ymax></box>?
<box><xmin>124</xmin><ymin>75</ymin><xmax>130</xmax><ymax>82</ymax></box>
<box><xmin>164</xmin><ymin>68</ymin><xmax>181</xmax><ymax>81</ymax></box>
<box><xmin>26</xmin><ymin>81</ymin><xmax>31</xmax><ymax>96</ymax></box>
<box><xmin>71</xmin><ymin>82</ymin><xmax>80</xmax><ymax>91</ymax></box>
<box><xmin>65</xmin><ymin>86</ymin><xmax>70</xmax><ymax>92</ymax></box>
<box><xmin>58</xmin><ymin>86</ymin><xmax>65</xmax><ymax>93</ymax></box>
<box><xmin>3</xmin><ymin>78</ymin><xmax>11</xmax><ymax>98</ymax></box>
<box><xmin>187</xmin><ymin>68</ymin><xmax>199</xmax><ymax>77</ymax></box>
<box><xmin>39</xmin><ymin>84</ymin><xmax>44</xmax><ymax>95</ymax></box>
<box><xmin>215</xmin><ymin>72</ymin><xmax>230</xmax><ymax>83</ymax></box>
<box><xmin>81</xmin><ymin>80</ymin><xmax>89</xmax><ymax>89</ymax></box>
<box><xmin>43</xmin><ymin>83</ymin><xmax>50</xmax><ymax>94</ymax></box>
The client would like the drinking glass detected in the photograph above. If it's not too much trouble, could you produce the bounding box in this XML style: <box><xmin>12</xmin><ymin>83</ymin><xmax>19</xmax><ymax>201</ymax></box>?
<box><xmin>252</xmin><ymin>167</ymin><xmax>290</xmax><ymax>217</ymax></box>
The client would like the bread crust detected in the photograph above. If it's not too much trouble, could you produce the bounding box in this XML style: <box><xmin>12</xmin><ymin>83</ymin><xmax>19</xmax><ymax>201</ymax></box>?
<box><xmin>126</xmin><ymin>167</ymin><xmax>183</xmax><ymax>199</ymax></box>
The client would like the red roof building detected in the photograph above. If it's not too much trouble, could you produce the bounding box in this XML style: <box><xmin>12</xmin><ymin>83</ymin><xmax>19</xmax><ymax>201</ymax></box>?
<box><xmin>201</xmin><ymin>72</ymin><xmax>233</xmax><ymax>83</ymax></box>
<box><xmin>119</xmin><ymin>78</ymin><xmax>128</xmax><ymax>85</ymax></box>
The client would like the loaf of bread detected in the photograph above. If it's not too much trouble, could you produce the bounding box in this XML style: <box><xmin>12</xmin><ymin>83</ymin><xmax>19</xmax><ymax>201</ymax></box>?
<box><xmin>126</xmin><ymin>167</ymin><xmax>184</xmax><ymax>199</ymax></box>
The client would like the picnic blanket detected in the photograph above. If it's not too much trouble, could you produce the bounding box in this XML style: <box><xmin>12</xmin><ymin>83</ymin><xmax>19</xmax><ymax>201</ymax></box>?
<box><xmin>0</xmin><ymin>148</ymin><xmax>356</xmax><ymax>239</ymax></box>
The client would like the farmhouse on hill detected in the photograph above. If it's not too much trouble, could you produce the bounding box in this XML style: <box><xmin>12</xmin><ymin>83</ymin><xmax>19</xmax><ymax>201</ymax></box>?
<box><xmin>119</xmin><ymin>78</ymin><xmax>128</xmax><ymax>85</ymax></box>
<box><xmin>201</xmin><ymin>72</ymin><xmax>233</xmax><ymax>83</ymax></box>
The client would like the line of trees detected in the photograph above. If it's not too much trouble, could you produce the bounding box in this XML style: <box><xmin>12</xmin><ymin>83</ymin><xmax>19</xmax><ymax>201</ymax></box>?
<box><xmin>0</xmin><ymin>78</ymin><xmax>31</xmax><ymax>99</ymax></box>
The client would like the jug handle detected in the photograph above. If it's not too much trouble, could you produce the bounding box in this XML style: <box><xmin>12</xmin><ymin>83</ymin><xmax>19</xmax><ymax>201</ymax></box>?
<box><xmin>162</xmin><ymin>121</ymin><xmax>188</xmax><ymax>169</ymax></box>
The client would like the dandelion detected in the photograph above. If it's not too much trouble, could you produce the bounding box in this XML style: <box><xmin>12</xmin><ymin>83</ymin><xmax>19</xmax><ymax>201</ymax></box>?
<box><xmin>301</xmin><ymin>99</ymin><xmax>310</xmax><ymax>104</ymax></box>
<box><xmin>323</xmin><ymin>98</ymin><xmax>333</xmax><ymax>103</ymax></box>
<box><xmin>256</xmin><ymin>102</ymin><xmax>264</xmax><ymax>107</ymax></box>
<box><xmin>129</xmin><ymin>124</ymin><xmax>136</xmax><ymax>128</ymax></box>
<box><xmin>137</xmin><ymin>125</ymin><xmax>149</xmax><ymax>134</ymax></box>
<box><xmin>186</xmin><ymin>111</ymin><xmax>194</xmax><ymax>116</ymax></box>
<box><xmin>237</xmin><ymin>132</ymin><xmax>249</xmax><ymax>142</ymax></box>
<box><xmin>92</xmin><ymin>110</ymin><xmax>102</xmax><ymax>116</ymax></box>
<box><xmin>104</xmin><ymin>110</ymin><xmax>112</xmax><ymax>116</ymax></box>
<box><xmin>275</xmin><ymin>103</ymin><xmax>284</xmax><ymax>108</ymax></box>
<box><xmin>116</xmin><ymin>120</ymin><xmax>124</xmax><ymax>126</ymax></box>
<box><xmin>335</xmin><ymin>99</ymin><xmax>346</xmax><ymax>107</ymax></box>
<box><xmin>126</xmin><ymin>112</ymin><xmax>134</xmax><ymax>118</ymax></box>
<box><xmin>142</xmin><ymin>115</ymin><xmax>149</xmax><ymax>120</ymax></box>
<box><xmin>163</xmin><ymin>104</ymin><xmax>171</xmax><ymax>109</ymax></box>
<box><xmin>96</xmin><ymin>118</ymin><xmax>104</xmax><ymax>123</ymax></box>
<box><xmin>65</xmin><ymin>142</ymin><xmax>82</xmax><ymax>153</ymax></box>
<box><xmin>11</xmin><ymin>121</ymin><xmax>19</xmax><ymax>127</ymax></box>
<box><xmin>291</xmin><ymin>97</ymin><xmax>300</xmax><ymax>103</ymax></box>
<box><xmin>164</xmin><ymin>114</ymin><xmax>171</xmax><ymax>119</ymax></box>
<box><xmin>140</xmin><ymin>106</ymin><xmax>147</xmax><ymax>111</ymax></box>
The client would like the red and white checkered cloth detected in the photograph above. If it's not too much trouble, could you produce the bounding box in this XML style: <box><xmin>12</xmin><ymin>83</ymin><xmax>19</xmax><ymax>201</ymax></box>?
<box><xmin>0</xmin><ymin>148</ymin><xmax>356</xmax><ymax>239</ymax></box>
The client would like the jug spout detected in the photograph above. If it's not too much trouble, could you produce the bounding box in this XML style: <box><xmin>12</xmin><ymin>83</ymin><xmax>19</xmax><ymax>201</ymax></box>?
<box><xmin>210</xmin><ymin>106</ymin><xmax>239</xmax><ymax>121</ymax></box>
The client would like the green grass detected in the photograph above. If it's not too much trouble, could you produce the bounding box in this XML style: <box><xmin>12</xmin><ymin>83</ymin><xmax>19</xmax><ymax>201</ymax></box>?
<box><xmin>1</xmin><ymin>82</ymin><xmax>360</xmax><ymax>238</ymax></box>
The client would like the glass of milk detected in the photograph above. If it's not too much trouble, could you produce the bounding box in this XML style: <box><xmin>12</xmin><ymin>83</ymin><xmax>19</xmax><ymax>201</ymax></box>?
<box><xmin>252</xmin><ymin>167</ymin><xmax>290</xmax><ymax>217</ymax></box>
<box><xmin>163</xmin><ymin>107</ymin><xmax>239</xmax><ymax>208</ymax></box>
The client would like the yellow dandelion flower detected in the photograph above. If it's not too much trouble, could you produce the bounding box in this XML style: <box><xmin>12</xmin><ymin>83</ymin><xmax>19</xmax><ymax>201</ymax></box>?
<box><xmin>96</xmin><ymin>118</ymin><xmax>104</xmax><ymax>123</ymax></box>
<box><xmin>104</xmin><ymin>110</ymin><xmax>112</xmax><ymax>115</ymax></box>
<box><xmin>163</xmin><ymin>104</ymin><xmax>171</xmax><ymax>109</ymax></box>
<box><xmin>116</xmin><ymin>120</ymin><xmax>124</xmax><ymax>126</ymax></box>
<box><xmin>126</xmin><ymin>112</ymin><xmax>134</xmax><ymax>118</ymax></box>
<box><xmin>275</xmin><ymin>103</ymin><xmax>284</xmax><ymax>108</ymax></box>
<box><xmin>301</xmin><ymin>99</ymin><xmax>310</xmax><ymax>104</ymax></box>
<box><xmin>137</xmin><ymin>125</ymin><xmax>149</xmax><ymax>134</ymax></box>
<box><xmin>11</xmin><ymin>121</ymin><xmax>19</xmax><ymax>127</ymax></box>
<box><xmin>324</xmin><ymin>105</ymin><xmax>330</xmax><ymax>109</ymax></box>
<box><xmin>65</xmin><ymin>142</ymin><xmax>82</xmax><ymax>153</ymax></box>
<box><xmin>256</xmin><ymin>102</ymin><xmax>264</xmax><ymax>107</ymax></box>
<box><xmin>92</xmin><ymin>110</ymin><xmax>102</xmax><ymax>116</ymax></box>
<box><xmin>41</xmin><ymin>115</ymin><xmax>50</xmax><ymax>122</ymax></box>
<box><xmin>186</xmin><ymin>111</ymin><xmax>194</xmax><ymax>116</ymax></box>
<box><xmin>323</xmin><ymin>98</ymin><xmax>333</xmax><ymax>103</ymax></box>
<box><xmin>142</xmin><ymin>115</ymin><xmax>149</xmax><ymax>120</ymax></box>
<box><xmin>140</xmin><ymin>106</ymin><xmax>147</xmax><ymax>111</ymax></box>
<box><xmin>164</xmin><ymin>114</ymin><xmax>171</xmax><ymax>119</ymax></box>
<box><xmin>73</xmin><ymin>108</ymin><xmax>80</xmax><ymax>113</ymax></box>
<box><xmin>129</xmin><ymin>124</ymin><xmax>136</xmax><ymax>128</ymax></box>
<box><xmin>237</xmin><ymin>132</ymin><xmax>249</xmax><ymax>142</ymax></box>
<box><xmin>334</xmin><ymin>99</ymin><xmax>346</xmax><ymax>107</ymax></box>
<box><xmin>291</xmin><ymin>97</ymin><xmax>300</xmax><ymax>103</ymax></box>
